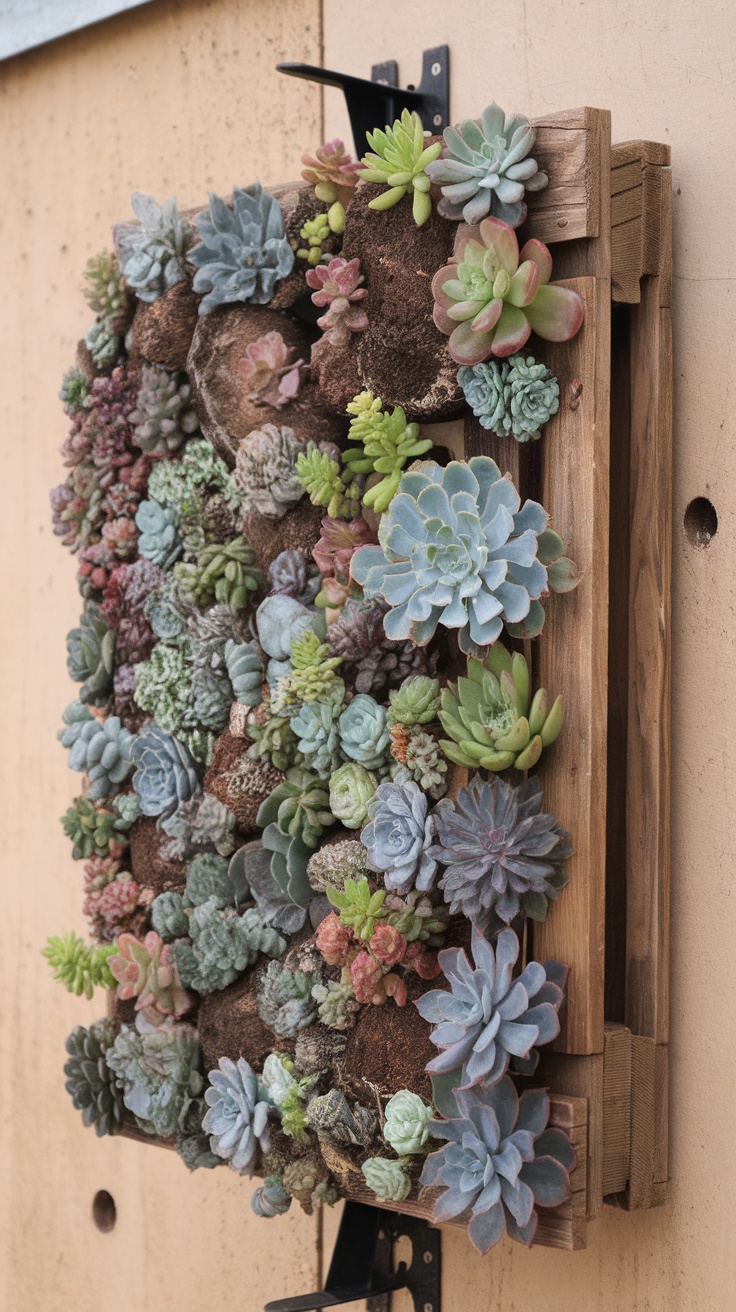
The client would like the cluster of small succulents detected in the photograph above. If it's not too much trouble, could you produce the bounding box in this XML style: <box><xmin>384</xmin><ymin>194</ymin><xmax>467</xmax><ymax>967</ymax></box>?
<box><xmin>51</xmin><ymin>110</ymin><xmax>582</xmax><ymax>1253</ymax></box>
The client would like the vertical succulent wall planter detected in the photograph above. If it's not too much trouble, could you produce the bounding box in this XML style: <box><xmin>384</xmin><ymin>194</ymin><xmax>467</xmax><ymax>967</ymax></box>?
<box><xmin>46</xmin><ymin>94</ymin><xmax>671</xmax><ymax>1260</ymax></box>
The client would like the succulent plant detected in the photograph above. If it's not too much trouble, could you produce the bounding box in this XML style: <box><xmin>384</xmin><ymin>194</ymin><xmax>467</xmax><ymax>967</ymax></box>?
<box><xmin>383</xmin><ymin>1089</ymin><xmax>433</xmax><ymax>1156</ymax></box>
<box><xmin>311</xmin><ymin>977</ymin><xmax>359</xmax><ymax>1030</ymax></box>
<box><xmin>233</xmin><ymin>423</ymin><xmax>306</xmax><ymax>520</ymax></box>
<box><xmin>66</xmin><ymin>601</ymin><xmax>115</xmax><ymax>707</ymax></box>
<box><xmin>291</xmin><ymin>686</ymin><xmax>345</xmax><ymax>779</ymax></box>
<box><xmin>101</xmin><ymin>557</ymin><xmax>164</xmax><ymax>665</ymax></box>
<box><xmin>107</xmin><ymin>1023</ymin><xmax>204</xmax><ymax>1137</ymax></box>
<box><xmin>432</xmin><ymin>217</ymin><xmax>585</xmax><ymax>365</ymax></box>
<box><xmin>135</xmin><ymin>498</ymin><xmax>182</xmax><ymax>568</ymax></box>
<box><xmin>116</xmin><ymin>192</ymin><xmax>195</xmax><ymax>302</ymax></box>
<box><xmin>326</xmin><ymin>877</ymin><xmax>388</xmax><ymax>943</ymax></box>
<box><xmin>173</xmin><ymin>897</ymin><xmax>286</xmax><ymax>993</ymax></box>
<box><xmin>189</xmin><ymin>183</ymin><xmax>294</xmax><ymax>314</ymax></box>
<box><xmin>416</xmin><ymin>925</ymin><xmax>566</xmax><ymax>1089</ymax></box>
<box><xmin>426</xmin><ymin>103</ymin><xmax>548</xmax><ymax>228</ymax></box>
<box><xmin>306</xmin><ymin>257</ymin><xmax>368</xmax><ymax>346</ymax></box>
<box><xmin>351</xmin><ymin>456</ymin><xmax>577</xmax><ymax>654</ymax></box>
<box><xmin>261</xmin><ymin>822</ymin><xmax>315</xmax><ymax>921</ymax></box>
<box><xmin>359</xmin><ymin>109</ymin><xmax>442</xmax><ymax>225</ymax></box>
<box><xmin>84</xmin><ymin>871</ymin><xmax>148</xmax><ymax>943</ymax></box>
<box><xmin>132</xmin><ymin>726</ymin><xmax>200</xmax><ymax>819</ymax></box>
<box><xmin>383</xmin><ymin>889</ymin><xmax>448</xmax><ymax>945</ymax></box>
<box><xmin>306</xmin><ymin>837</ymin><xmax>367</xmax><ymax>893</ymax></box>
<box><xmin>202</xmin><ymin>1056</ymin><xmax>272</xmax><ymax>1174</ymax></box>
<box><xmin>392</xmin><ymin>727</ymin><xmax>448</xmax><ymax>798</ymax></box>
<box><xmin>459</xmin><ymin>354</ymin><xmax>559</xmax><ymax>442</ymax></box>
<box><xmin>312</xmin><ymin>516</ymin><xmax>377</xmax><ymax>606</ymax></box>
<box><xmin>61</xmin><ymin>793</ymin><xmax>137</xmax><ymax>860</ymax></box>
<box><xmin>294</xmin><ymin>210</ymin><xmax>340</xmax><ymax>265</ymax></box>
<box><xmin>129</xmin><ymin>364</ymin><xmax>200</xmax><ymax>457</ymax></box>
<box><xmin>150</xmin><ymin>891</ymin><xmax>190</xmax><ymax>942</ymax></box>
<box><xmin>85</xmin><ymin>319</ymin><xmax>121</xmax><ymax>369</ymax></box>
<box><xmin>83</xmin><ymin>250</ymin><xmax>127</xmax><ymax>323</ymax></box>
<box><xmin>361</xmin><ymin>776</ymin><xmax>437</xmax><ymax>895</ymax></box>
<box><xmin>257</xmin><ymin>767</ymin><xmax>335</xmax><ymax>849</ymax></box>
<box><xmin>335</xmin><ymin>693</ymin><xmax>389</xmax><ymax>771</ymax></box>
<box><xmin>276</xmin><ymin>630</ymin><xmax>343</xmax><ymax>709</ymax></box>
<box><xmin>431</xmin><ymin>773</ymin><xmax>571</xmax><ymax>926</ymax></box>
<box><xmin>362</xmin><ymin>1157</ymin><xmax>412</xmax><ymax>1201</ymax></box>
<box><xmin>252</xmin><ymin>1175</ymin><xmax>292</xmax><ymax>1217</ymax></box>
<box><xmin>108</xmin><ymin>930</ymin><xmax>193</xmax><ymax>1026</ymax></box>
<box><xmin>301</xmin><ymin>138</ymin><xmax>361</xmax><ymax>203</ymax></box>
<box><xmin>370</xmin><ymin>922</ymin><xmax>407</xmax><ymax>967</ymax></box>
<box><xmin>185</xmin><ymin>850</ymin><xmax>249</xmax><ymax>909</ymax></box>
<box><xmin>306</xmin><ymin>1089</ymin><xmax>377</xmax><ymax>1148</ymax></box>
<box><xmin>328</xmin><ymin>762</ymin><xmax>378</xmax><ymax>829</ymax></box>
<box><xmin>247</xmin><ymin>708</ymin><xmax>300</xmax><ymax>772</ymax></box>
<box><xmin>421</xmin><ymin>1076</ymin><xmax>575</xmax><ymax>1251</ymax></box>
<box><xmin>42</xmin><ymin>932</ymin><xmax>116</xmax><ymax>997</ymax></box>
<box><xmin>229</xmin><ymin>840</ymin><xmax>308</xmax><ymax>936</ymax></box>
<box><xmin>269</xmin><ymin>549</ymin><xmax>321</xmax><ymax>605</ymax></box>
<box><xmin>60</xmin><ymin>366</ymin><xmax>91</xmax><ymax>414</ymax></box>
<box><xmin>238</xmin><ymin>332</ymin><xmax>307</xmax><ymax>409</ymax></box>
<box><xmin>147</xmin><ymin>437</ymin><xmax>238</xmax><ymax>538</ymax></box>
<box><xmin>281</xmin><ymin>1155</ymin><xmax>337</xmax><ymax>1214</ymax></box>
<box><xmin>64</xmin><ymin>1020</ymin><xmax>124</xmax><ymax>1137</ymax></box>
<box><xmin>256</xmin><ymin>594</ymin><xmax>313</xmax><ymax>664</ymax></box>
<box><xmin>175</xmin><ymin>1106</ymin><xmax>222</xmax><ymax>1171</ymax></box>
<box><xmin>175</xmin><ymin>537</ymin><xmax>262</xmax><ymax>612</ymax></box>
<box><xmin>388</xmin><ymin>675</ymin><xmax>441</xmax><ymax>726</ymax></box>
<box><xmin>439</xmin><ymin>644</ymin><xmax>563</xmax><ymax>773</ymax></box>
<box><xmin>342</xmin><ymin>391</ymin><xmax>433</xmax><ymax>512</ymax></box>
<box><xmin>190</xmin><ymin>664</ymin><xmax>232</xmax><ymax>734</ymax></box>
<box><xmin>296</xmin><ymin>444</ymin><xmax>362</xmax><ymax>521</ymax></box>
<box><xmin>58</xmin><ymin>703</ymin><xmax>135</xmax><ymax>801</ymax></box>
<box><xmin>315</xmin><ymin>911</ymin><xmax>355</xmax><ymax>967</ymax></box>
<box><xmin>258</xmin><ymin>961</ymin><xmax>318</xmax><ymax>1038</ymax></box>
<box><xmin>159</xmin><ymin>792</ymin><xmax>237</xmax><ymax>862</ymax></box>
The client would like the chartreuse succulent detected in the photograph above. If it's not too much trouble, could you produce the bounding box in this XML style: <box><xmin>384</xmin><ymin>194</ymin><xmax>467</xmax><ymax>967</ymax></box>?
<box><xmin>257</xmin><ymin>768</ymin><xmax>335</xmax><ymax>849</ymax></box>
<box><xmin>439</xmin><ymin>643</ymin><xmax>563</xmax><ymax>772</ymax></box>
<box><xmin>327</xmin><ymin>878</ymin><xmax>388</xmax><ymax>943</ymax></box>
<box><xmin>295</xmin><ymin>205</ymin><xmax>345</xmax><ymax>265</ymax></box>
<box><xmin>116</xmin><ymin>191</ymin><xmax>195</xmax><ymax>302</ymax></box>
<box><xmin>421</xmin><ymin>1076</ymin><xmax>575</xmax><ymax>1251</ymax></box>
<box><xmin>175</xmin><ymin>537</ymin><xmax>262</xmax><ymax>612</ymax></box>
<box><xmin>351</xmin><ymin>456</ymin><xmax>578</xmax><ymax>656</ymax></box>
<box><xmin>189</xmin><ymin>183</ymin><xmax>294</xmax><ymax>314</ymax></box>
<box><xmin>458</xmin><ymin>355</ymin><xmax>560</xmax><ymax>442</ymax></box>
<box><xmin>416</xmin><ymin>926</ymin><xmax>566</xmax><ymax>1089</ymax></box>
<box><xmin>64</xmin><ymin>1020</ymin><xmax>124</xmax><ymax>1136</ymax></box>
<box><xmin>425</xmin><ymin>103</ymin><xmax>548</xmax><ymax>227</ymax></box>
<box><xmin>341</xmin><ymin>392</ymin><xmax>433</xmax><ymax>512</ymax></box>
<box><xmin>431</xmin><ymin>774</ymin><xmax>571</xmax><ymax>926</ymax></box>
<box><xmin>275</xmin><ymin>629</ymin><xmax>343</xmax><ymax>709</ymax></box>
<box><xmin>362</xmin><ymin>1157</ymin><xmax>412</xmax><ymax>1202</ymax></box>
<box><xmin>383</xmin><ymin>1090</ymin><xmax>433</xmax><ymax>1156</ymax></box>
<box><xmin>388</xmin><ymin>675</ymin><xmax>441</xmax><ymax>726</ymax></box>
<box><xmin>42</xmin><ymin>932</ymin><xmax>116</xmax><ymax>998</ymax></box>
<box><xmin>328</xmin><ymin>762</ymin><xmax>377</xmax><ymax>829</ymax></box>
<box><xmin>296</xmin><ymin>445</ymin><xmax>362</xmax><ymax>521</ymax></box>
<box><xmin>432</xmin><ymin>217</ymin><xmax>585</xmax><ymax>365</ymax></box>
<box><xmin>360</xmin><ymin>109</ymin><xmax>442</xmax><ymax>226</ymax></box>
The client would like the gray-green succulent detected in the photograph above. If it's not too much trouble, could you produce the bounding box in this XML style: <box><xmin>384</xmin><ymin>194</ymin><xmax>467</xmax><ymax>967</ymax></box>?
<box><xmin>458</xmin><ymin>355</ymin><xmax>560</xmax><ymax>443</ymax></box>
<box><xmin>64</xmin><ymin>1020</ymin><xmax>124</xmax><ymax>1137</ymax></box>
<box><xmin>257</xmin><ymin>960</ymin><xmax>318</xmax><ymax>1038</ymax></box>
<box><xmin>116</xmin><ymin>192</ymin><xmax>195</xmax><ymax>303</ymax></box>
<box><xmin>189</xmin><ymin>183</ymin><xmax>294</xmax><ymax>314</ymax></box>
<box><xmin>105</xmin><ymin>1023</ymin><xmax>204</xmax><ymax>1138</ymax></box>
<box><xmin>257</xmin><ymin>767</ymin><xmax>335</xmax><ymax>849</ymax></box>
<box><xmin>130</xmin><ymin>364</ymin><xmax>200</xmax><ymax>457</ymax></box>
<box><xmin>58</xmin><ymin>701</ymin><xmax>135</xmax><ymax>801</ymax></box>
<box><xmin>66</xmin><ymin>602</ymin><xmax>115</xmax><ymax>707</ymax></box>
<box><xmin>172</xmin><ymin>897</ymin><xmax>286</xmax><ymax>994</ymax></box>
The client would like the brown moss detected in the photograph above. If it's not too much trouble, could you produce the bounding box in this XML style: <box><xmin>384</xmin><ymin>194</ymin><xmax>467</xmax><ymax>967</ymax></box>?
<box><xmin>197</xmin><ymin>966</ymin><xmax>295</xmax><ymax>1072</ymax></box>
<box><xmin>338</xmin><ymin>984</ymin><xmax>436</xmax><ymax>1103</ymax></box>
<box><xmin>243</xmin><ymin>496</ymin><xmax>324</xmax><ymax>576</ymax></box>
<box><xmin>128</xmin><ymin>816</ymin><xmax>186</xmax><ymax>895</ymax></box>
<box><xmin>204</xmin><ymin>730</ymin><xmax>283</xmax><ymax>832</ymax></box>
<box><xmin>130</xmin><ymin>276</ymin><xmax>200</xmax><ymax>371</ymax></box>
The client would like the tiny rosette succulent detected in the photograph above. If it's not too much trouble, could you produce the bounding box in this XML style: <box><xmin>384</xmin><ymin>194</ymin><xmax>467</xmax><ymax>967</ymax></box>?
<box><xmin>135</xmin><ymin>498</ymin><xmax>182</xmax><ymax>568</ymax></box>
<box><xmin>458</xmin><ymin>355</ymin><xmax>559</xmax><ymax>443</ymax></box>
<box><xmin>58</xmin><ymin>702</ymin><xmax>135</xmax><ymax>801</ymax></box>
<box><xmin>351</xmin><ymin>456</ymin><xmax>577</xmax><ymax>654</ymax></box>
<box><xmin>388</xmin><ymin>675</ymin><xmax>441</xmax><ymax>726</ymax></box>
<box><xmin>129</xmin><ymin>364</ymin><xmax>200</xmax><ymax>456</ymax></box>
<box><xmin>326</xmin><ymin>878</ymin><xmax>387</xmax><ymax>944</ymax></box>
<box><xmin>421</xmin><ymin>1076</ymin><xmax>575</xmax><ymax>1252</ymax></box>
<box><xmin>233</xmin><ymin>424</ymin><xmax>305</xmax><ymax>520</ymax></box>
<box><xmin>361</xmin><ymin>776</ymin><xmax>437</xmax><ymax>896</ymax></box>
<box><xmin>329</xmin><ymin>762</ymin><xmax>377</xmax><ymax>829</ymax></box>
<box><xmin>203</xmin><ymin>1056</ymin><xmax>272</xmax><ymax>1175</ymax></box>
<box><xmin>252</xmin><ymin>1175</ymin><xmax>292</xmax><ymax>1218</ymax></box>
<box><xmin>291</xmin><ymin>686</ymin><xmax>344</xmax><ymax>779</ymax></box>
<box><xmin>416</xmin><ymin>926</ymin><xmax>566</xmax><ymax>1089</ymax></box>
<box><xmin>173</xmin><ymin>897</ymin><xmax>286</xmax><ymax>993</ymax></box>
<box><xmin>189</xmin><ymin>183</ymin><xmax>294</xmax><ymax>314</ymax></box>
<box><xmin>383</xmin><ymin>1089</ymin><xmax>433</xmax><ymax>1156</ymax></box>
<box><xmin>431</xmin><ymin>774</ymin><xmax>571</xmax><ymax>925</ymax></box>
<box><xmin>115</xmin><ymin>191</ymin><xmax>195</xmax><ymax>302</ymax></box>
<box><xmin>359</xmin><ymin>109</ymin><xmax>442</xmax><ymax>226</ymax></box>
<box><xmin>306</xmin><ymin>257</ymin><xmax>368</xmax><ymax>346</ymax></box>
<box><xmin>338</xmin><ymin>694</ymin><xmax>390</xmax><ymax>771</ymax></box>
<box><xmin>66</xmin><ymin>602</ymin><xmax>115</xmax><ymax>707</ymax></box>
<box><xmin>425</xmin><ymin>103</ymin><xmax>548</xmax><ymax>228</ymax></box>
<box><xmin>238</xmin><ymin>332</ymin><xmax>306</xmax><ymax>409</ymax></box>
<box><xmin>362</xmin><ymin>1156</ymin><xmax>412</xmax><ymax>1202</ymax></box>
<box><xmin>432</xmin><ymin>217</ymin><xmax>584</xmax><ymax>365</ymax></box>
<box><xmin>64</xmin><ymin>1020</ymin><xmax>124</xmax><ymax>1136</ymax></box>
<box><xmin>439</xmin><ymin>644</ymin><xmax>563</xmax><ymax>773</ymax></box>
<box><xmin>258</xmin><ymin>961</ymin><xmax>318</xmax><ymax>1038</ymax></box>
<box><xmin>301</xmin><ymin>138</ymin><xmax>361</xmax><ymax>203</ymax></box>
<box><xmin>132</xmin><ymin>726</ymin><xmax>200</xmax><ymax>820</ymax></box>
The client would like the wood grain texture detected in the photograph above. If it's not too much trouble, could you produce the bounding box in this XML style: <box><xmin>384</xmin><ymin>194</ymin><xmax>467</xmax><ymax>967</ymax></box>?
<box><xmin>602</xmin><ymin>1023</ymin><xmax>631</xmax><ymax>1196</ymax></box>
<box><xmin>624</xmin><ymin>1036</ymin><xmax>669</xmax><ymax>1209</ymax></box>
<box><xmin>611</xmin><ymin>142</ymin><xmax>672</xmax><ymax>303</ymax></box>
<box><xmin>525</xmin><ymin>108</ymin><xmax>602</xmax><ymax>245</ymax></box>
<box><xmin>540</xmin><ymin>1053</ymin><xmax>603</xmax><ymax>1219</ymax></box>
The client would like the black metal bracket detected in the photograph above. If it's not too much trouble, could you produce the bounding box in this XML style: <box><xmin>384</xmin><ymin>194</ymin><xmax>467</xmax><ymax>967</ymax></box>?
<box><xmin>263</xmin><ymin>1201</ymin><xmax>441</xmax><ymax>1312</ymax></box>
<box><xmin>276</xmin><ymin>46</ymin><xmax>450</xmax><ymax>155</ymax></box>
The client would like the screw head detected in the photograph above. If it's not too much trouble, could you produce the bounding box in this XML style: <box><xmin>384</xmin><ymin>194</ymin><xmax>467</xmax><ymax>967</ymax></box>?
<box><xmin>423</xmin><ymin>1251</ymin><xmax>433</xmax><ymax>1263</ymax></box>
<box><xmin>424</xmin><ymin>1304</ymin><xmax>434</xmax><ymax>1312</ymax></box>
<box><xmin>431</xmin><ymin>61</ymin><xmax>441</xmax><ymax>75</ymax></box>
<box><xmin>433</xmin><ymin>113</ymin><xmax>442</xmax><ymax>127</ymax></box>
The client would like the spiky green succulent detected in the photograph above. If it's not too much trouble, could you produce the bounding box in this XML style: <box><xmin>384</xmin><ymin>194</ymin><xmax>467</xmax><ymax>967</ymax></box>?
<box><xmin>257</xmin><ymin>961</ymin><xmax>318</xmax><ymax>1038</ymax></box>
<box><xmin>276</xmin><ymin>630</ymin><xmax>343</xmax><ymax>708</ymax></box>
<box><xmin>459</xmin><ymin>354</ymin><xmax>559</xmax><ymax>443</ymax></box>
<box><xmin>295</xmin><ymin>446</ymin><xmax>362</xmax><ymax>521</ymax></box>
<box><xmin>61</xmin><ymin>794</ymin><xmax>137</xmax><ymax>860</ymax></box>
<box><xmin>66</xmin><ymin>602</ymin><xmax>115</xmax><ymax>707</ymax></box>
<box><xmin>359</xmin><ymin>109</ymin><xmax>442</xmax><ymax>226</ymax></box>
<box><xmin>116</xmin><ymin>192</ymin><xmax>195</xmax><ymax>302</ymax></box>
<box><xmin>342</xmin><ymin>391</ymin><xmax>433</xmax><ymax>511</ymax></box>
<box><xmin>388</xmin><ymin>675</ymin><xmax>441</xmax><ymax>726</ymax></box>
<box><xmin>130</xmin><ymin>364</ymin><xmax>200</xmax><ymax>457</ymax></box>
<box><xmin>327</xmin><ymin>877</ymin><xmax>388</xmax><ymax>943</ymax></box>
<box><xmin>439</xmin><ymin>644</ymin><xmax>562</xmax><ymax>772</ymax></box>
<box><xmin>189</xmin><ymin>183</ymin><xmax>294</xmax><ymax>314</ymax></box>
<box><xmin>175</xmin><ymin>537</ymin><xmax>262</xmax><ymax>612</ymax></box>
<box><xmin>173</xmin><ymin>897</ymin><xmax>286</xmax><ymax>994</ymax></box>
<box><xmin>106</xmin><ymin>1023</ymin><xmax>204</xmax><ymax>1138</ymax></box>
<box><xmin>64</xmin><ymin>1020</ymin><xmax>124</xmax><ymax>1136</ymax></box>
<box><xmin>257</xmin><ymin>767</ymin><xmax>335</xmax><ymax>849</ymax></box>
<box><xmin>83</xmin><ymin>251</ymin><xmax>127</xmax><ymax>322</ymax></box>
<box><xmin>42</xmin><ymin>932</ymin><xmax>116</xmax><ymax>998</ymax></box>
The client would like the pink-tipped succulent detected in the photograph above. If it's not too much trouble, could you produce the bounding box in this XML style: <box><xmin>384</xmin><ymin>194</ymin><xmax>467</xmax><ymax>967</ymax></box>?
<box><xmin>312</xmin><ymin>516</ymin><xmax>377</xmax><ymax>607</ymax></box>
<box><xmin>301</xmin><ymin>139</ymin><xmax>362</xmax><ymax>203</ymax></box>
<box><xmin>238</xmin><ymin>331</ymin><xmax>308</xmax><ymax>409</ymax></box>
<box><xmin>369</xmin><ymin>923</ymin><xmax>407</xmax><ymax>968</ymax></box>
<box><xmin>432</xmin><ymin>217</ymin><xmax>585</xmax><ymax>364</ymax></box>
<box><xmin>316</xmin><ymin>912</ymin><xmax>355</xmax><ymax>968</ymax></box>
<box><xmin>108</xmin><ymin>930</ymin><xmax>193</xmax><ymax>1026</ymax></box>
<box><xmin>306</xmin><ymin>257</ymin><xmax>368</xmax><ymax>348</ymax></box>
<box><xmin>404</xmin><ymin>941</ymin><xmax>441</xmax><ymax>979</ymax></box>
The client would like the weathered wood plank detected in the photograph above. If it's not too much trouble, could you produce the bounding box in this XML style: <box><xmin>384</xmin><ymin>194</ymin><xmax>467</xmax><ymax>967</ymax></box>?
<box><xmin>602</xmin><ymin>1023</ymin><xmax>631</xmax><ymax>1196</ymax></box>
<box><xmin>524</xmin><ymin>107</ymin><xmax>603</xmax><ymax>245</ymax></box>
<box><xmin>611</xmin><ymin>141</ymin><xmax>672</xmax><ymax>302</ymax></box>
<box><xmin>541</xmin><ymin>1053</ymin><xmax>603</xmax><ymax>1219</ymax></box>
<box><xmin>624</xmin><ymin>1036</ymin><xmax>668</xmax><ymax>1209</ymax></box>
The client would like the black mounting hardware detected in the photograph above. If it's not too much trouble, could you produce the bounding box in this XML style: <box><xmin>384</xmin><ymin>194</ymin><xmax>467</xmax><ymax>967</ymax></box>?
<box><xmin>276</xmin><ymin>46</ymin><xmax>450</xmax><ymax>154</ymax></box>
<box><xmin>263</xmin><ymin>1200</ymin><xmax>441</xmax><ymax>1312</ymax></box>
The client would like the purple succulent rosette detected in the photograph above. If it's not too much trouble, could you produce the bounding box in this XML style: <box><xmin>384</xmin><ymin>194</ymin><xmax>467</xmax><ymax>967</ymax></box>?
<box><xmin>421</xmin><ymin>1075</ymin><xmax>575</xmax><ymax>1252</ymax></box>
<box><xmin>416</xmin><ymin>925</ymin><xmax>567</xmax><ymax>1089</ymax></box>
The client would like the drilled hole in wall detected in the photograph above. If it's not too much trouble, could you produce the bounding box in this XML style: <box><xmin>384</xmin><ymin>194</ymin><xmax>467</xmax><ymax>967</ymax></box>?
<box><xmin>92</xmin><ymin>1190</ymin><xmax>116</xmax><ymax>1233</ymax></box>
<box><xmin>684</xmin><ymin>496</ymin><xmax>718</xmax><ymax>548</ymax></box>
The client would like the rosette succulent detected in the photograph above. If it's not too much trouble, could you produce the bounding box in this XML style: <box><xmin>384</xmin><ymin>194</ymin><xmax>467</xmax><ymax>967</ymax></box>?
<box><xmin>252</xmin><ymin>1176</ymin><xmax>292</xmax><ymax>1218</ymax></box>
<box><xmin>431</xmin><ymin>774</ymin><xmax>571</xmax><ymax>925</ymax></box>
<box><xmin>258</xmin><ymin>961</ymin><xmax>318</xmax><ymax>1038</ymax></box>
<box><xmin>351</xmin><ymin>456</ymin><xmax>577</xmax><ymax>654</ymax></box>
<box><xmin>189</xmin><ymin>183</ymin><xmax>294</xmax><ymax>314</ymax></box>
<box><xmin>326</xmin><ymin>877</ymin><xmax>388</xmax><ymax>942</ymax></box>
<box><xmin>108</xmin><ymin>930</ymin><xmax>193</xmax><ymax>1026</ymax></box>
<box><xmin>432</xmin><ymin>217</ymin><xmax>585</xmax><ymax>365</ymax></box>
<box><xmin>361</xmin><ymin>776</ymin><xmax>437</xmax><ymax>895</ymax></box>
<box><xmin>185</xmin><ymin>850</ymin><xmax>249</xmax><ymax>908</ymax></box>
<box><xmin>131</xmin><ymin>726</ymin><xmax>200</xmax><ymax>819</ymax></box>
<box><xmin>105</xmin><ymin>1022</ymin><xmax>204</xmax><ymax>1138</ymax></box>
<box><xmin>439</xmin><ymin>644</ymin><xmax>563</xmax><ymax>773</ymax></box>
<box><xmin>458</xmin><ymin>354</ymin><xmax>560</xmax><ymax>442</ymax></box>
<box><xmin>135</xmin><ymin>498</ymin><xmax>182</xmax><ymax>567</ymax></box>
<box><xmin>203</xmin><ymin>1057</ymin><xmax>272</xmax><ymax>1174</ymax></box>
<box><xmin>383</xmin><ymin>1090</ymin><xmax>433</xmax><ymax>1156</ymax></box>
<box><xmin>342</xmin><ymin>391</ymin><xmax>433</xmax><ymax>512</ymax></box>
<box><xmin>150</xmin><ymin>891</ymin><xmax>190</xmax><ymax>942</ymax></box>
<box><xmin>66</xmin><ymin>601</ymin><xmax>115</xmax><ymax>707</ymax></box>
<box><xmin>388</xmin><ymin>675</ymin><xmax>441</xmax><ymax>726</ymax></box>
<box><xmin>233</xmin><ymin>424</ymin><xmax>305</xmax><ymax>520</ymax></box>
<box><xmin>230</xmin><ymin>839</ymin><xmax>310</xmax><ymax>937</ymax></box>
<box><xmin>173</xmin><ymin>897</ymin><xmax>286</xmax><ymax>993</ymax></box>
<box><xmin>129</xmin><ymin>365</ymin><xmax>200</xmax><ymax>456</ymax></box>
<box><xmin>238</xmin><ymin>332</ymin><xmax>307</xmax><ymax>409</ymax></box>
<box><xmin>291</xmin><ymin>686</ymin><xmax>344</xmax><ymax>779</ymax></box>
<box><xmin>306</xmin><ymin>257</ymin><xmax>368</xmax><ymax>347</ymax></box>
<box><xmin>425</xmin><ymin>103</ymin><xmax>548</xmax><ymax>227</ymax></box>
<box><xmin>338</xmin><ymin>694</ymin><xmax>390</xmax><ymax>771</ymax></box>
<box><xmin>416</xmin><ymin>926</ymin><xmax>566</xmax><ymax>1088</ymax></box>
<box><xmin>301</xmin><ymin>138</ymin><xmax>361</xmax><ymax>203</ymax></box>
<box><xmin>58</xmin><ymin>702</ymin><xmax>135</xmax><ymax>801</ymax></box>
<box><xmin>359</xmin><ymin>109</ymin><xmax>442</xmax><ymax>226</ymax></box>
<box><xmin>64</xmin><ymin>1020</ymin><xmax>124</xmax><ymax>1136</ymax></box>
<box><xmin>306</xmin><ymin>837</ymin><xmax>367</xmax><ymax>894</ymax></box>
<box><xmin>61</xmin><ymin>794</ymin><xmax>137</xmax><ymax>860</ymax></box>
<box><xmin>257</xmin><ymin>767</ymin><xmax>335</xmax><ymax>849</ymax></box>
<box><xmin>269</xmin><ymin>549</ymin><xmax>320</xmax><ymax>605</ymax></box>
<box><xmin>362</xmin><ymin>1157</ymin><xmax>412</xmax><ymax>1202</ymax></box>
<box><xmin>256</xmin><ymin>594</ymin><xmax>313</xmax><ymax>663</ymax></box>
<box><xmin>115</xmin><ymin>192</ymin><xmax>195</xmax><ymax>302</ymax></box>
<box><xmin>328</xmin><ymin>762</ymin><xmax>377</xmax><ymax>829</ymax></box>
<box><xmin>175</xmin><ymin>537</ymin><xmax>262</xmax><ymax>612</ymax></box>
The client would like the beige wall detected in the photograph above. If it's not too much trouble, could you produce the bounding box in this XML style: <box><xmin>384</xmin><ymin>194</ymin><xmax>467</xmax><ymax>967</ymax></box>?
<box><xmin>1</xmin><ymin>0</ymin><xmax>732</xmax><ymax>1308</ymax></box>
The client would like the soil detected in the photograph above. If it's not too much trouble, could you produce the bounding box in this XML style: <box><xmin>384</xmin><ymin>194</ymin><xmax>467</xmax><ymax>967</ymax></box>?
<box><xmin>130</xmin><ymin>276</ymin><xmax>200</xmax><ymax>372</ymax></box>
<box><xmin>128</xmin><ymin>816</ymin><xmax>187</xmax><ymax>895</ymax></box>
<box><xmin>204</xmin><ymin>730</ymin><xmax>284</xmax><ymax>833</ymax></box>
<box><xmin>197</xmin><ymin>965</ymin><xmax>295</xmax><ymax>1071</ymax></box>
<box><xmin>243</xmin><ymin>495</ymin><xmax>324</xmax><ymax>576</ymax></box>
<box><xmin>338</xmin><ymin>973</ymin><xmax>437</xmax><ymax>1103</ymax></box>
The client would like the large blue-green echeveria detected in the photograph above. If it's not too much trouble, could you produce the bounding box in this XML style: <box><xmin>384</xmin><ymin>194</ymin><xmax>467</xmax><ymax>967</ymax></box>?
<box><xmin>361</xmin><ymin>774</ymin><xmax>437</xmax><ymax>896</ymax></box>
<box><xmin>351</xmin><ymin>457</ymin><xmax>576</xmax><ymax>656</ymax></box>
<box><xmin>420</xmin><ymin>1076</ymin><xmax>575</xmax><ymax>1252</ymax></box>
<box><xmin>131</xmin><ymin>726</ymin><xmax>200</xmax><ymax>819</ymax></box>
<box><xmin>203</xmin><ymin>1056</ymin><xmax>272</xmax><ymax>1175</ymax></box>
<box><xmin>189</xmin><ymin>183</ymin><xmax>295</xmax><ymax>315</ymax></box>
<box><xmin>338</xmin><ymin>694</ymin><xmax>390</xmax><ymax>770</ymax></box>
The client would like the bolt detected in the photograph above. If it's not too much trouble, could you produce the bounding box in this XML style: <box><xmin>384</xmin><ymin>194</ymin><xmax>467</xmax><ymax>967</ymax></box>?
<box><xmin>424</xmin><ymin>1304</ymin><xmax>434</xmax><ymax>1312</ymax></box>
<box><xmin>423</xmin><ymin>1251</ymin><xmax>433</xmax><ymax>1263</ymax></box>
<box><xmin>433</xmin><ymin>114</ymin><xmax>442</xmax><ymax>126</ymax></box>
<box><xmin>431</xmin><ymin>61</ymin><xmax>441</xmax><ymax>75</ymax></box>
